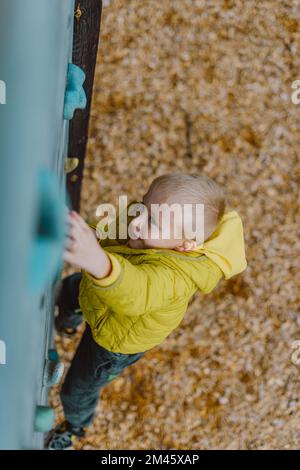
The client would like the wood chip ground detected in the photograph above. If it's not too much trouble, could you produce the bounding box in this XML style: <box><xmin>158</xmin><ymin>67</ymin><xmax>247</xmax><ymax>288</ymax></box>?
<box><xmin>50</xmin><ymin>0</ymin><xmax>300</xmax><ymax>450</ymax></box>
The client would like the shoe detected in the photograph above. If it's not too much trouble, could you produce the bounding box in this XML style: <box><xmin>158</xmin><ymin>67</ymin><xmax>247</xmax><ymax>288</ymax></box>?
<box><xmin>45</xmin><ymin>421</ymin><xmax>85</xmax><ymax>450</ymax></box>
<box><xmin>54</xmin><ymin>274</ymin><xmax>83</xmax><ymax>337</ymax></box>
<box><xmin>54</xmin><ymin>303</ymin><xmax>83</xmax><ymax>337</ymax></box>
<box><xmin>54</xmin><ymin>314</ymin><xmax>78</xmax><ymax>337</ymax></box>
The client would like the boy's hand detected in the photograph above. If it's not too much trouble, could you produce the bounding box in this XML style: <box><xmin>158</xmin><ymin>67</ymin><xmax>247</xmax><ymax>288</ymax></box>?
<box><xmin>64</xmin><ymin>210</ymin><xmax>112</xmax><ymax>279</ymax></box>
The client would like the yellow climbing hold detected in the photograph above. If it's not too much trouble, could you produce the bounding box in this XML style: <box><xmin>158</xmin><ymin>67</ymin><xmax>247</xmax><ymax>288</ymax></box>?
<box><xmin>65</xmin><ymin>157</ymin><xmax>79</xmax><ymax>174</ymax></box>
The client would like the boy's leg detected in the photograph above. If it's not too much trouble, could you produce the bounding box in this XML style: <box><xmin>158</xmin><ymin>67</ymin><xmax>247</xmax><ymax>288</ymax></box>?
<box><xmin>46</xmin><ymin>325</ymin><xmax>145</xmax><ymax>449</ymax></box>
<box><xmin>60</xmin><ymin>325</ymin><xmax>145</xmax><ymax>429</ymax></box>
<box><xmin>55</xmin><ymin>272</ymin><xmax>83</xmax><ymax>333</ymax></box>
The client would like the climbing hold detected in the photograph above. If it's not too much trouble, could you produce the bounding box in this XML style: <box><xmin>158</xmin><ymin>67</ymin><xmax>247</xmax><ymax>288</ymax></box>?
<box><xmin>63</xmin><ymin>63</ymin><xmax>87</xmax><ymax>120</ymax></box>
<box><xmin>34</xmin><ymin>406</ymin><xmax>55</xmax><ymax>433</ymax></box>
<box><xmin>43</xmin><ymin>349</ymin><xmax>64</xmax><ymax>386</ymax></box>
<box><xmin>69</xmin><ymin>174</ymin><xmax>78</xmax><ymax>182</ymax></box>
<box><xmin>48</xmin><ymin>349</ymin><xmax>59</xmax><ymax>362</ymax></box>
<box><xmin>28</xmin><ymin>169</ymin><xmax>66</xmax><ymax>294</ymax></box>
<box><xmin>64</xmin><ymin>157</ymin><xmax>79</xmax><ymax>174</ymax></box>
<box><xmin>75</xmin><ymin>3</ymin><xmax>83</xmax><ymax>21</ymax></box>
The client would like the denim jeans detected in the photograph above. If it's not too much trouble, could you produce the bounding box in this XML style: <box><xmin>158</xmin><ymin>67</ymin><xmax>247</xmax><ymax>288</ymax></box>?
<box><xmin>57</xmin><ymin>273</ymin><xmax>145</xmax><ymax>429</ymax></box>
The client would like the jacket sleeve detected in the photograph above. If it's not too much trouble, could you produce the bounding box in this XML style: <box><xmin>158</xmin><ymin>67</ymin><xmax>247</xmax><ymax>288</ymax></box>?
<box><xmin>81</xmin><ymin>251</ymin><xmax>188</xmax><ymax>316</ymax></box>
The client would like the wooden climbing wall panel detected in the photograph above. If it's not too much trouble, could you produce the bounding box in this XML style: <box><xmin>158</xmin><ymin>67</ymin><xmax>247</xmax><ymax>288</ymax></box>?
<box><xmin>67</xmin><ymin>0</ymin><xmax>103</xmax><ymax>212</ymax></box>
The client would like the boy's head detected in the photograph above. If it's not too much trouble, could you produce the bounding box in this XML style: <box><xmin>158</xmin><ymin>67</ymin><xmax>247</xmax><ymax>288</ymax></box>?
<box><xmin>128</xmin><ymin>173</ymin><xmax>226</xmax><ymax>251</ymax></box>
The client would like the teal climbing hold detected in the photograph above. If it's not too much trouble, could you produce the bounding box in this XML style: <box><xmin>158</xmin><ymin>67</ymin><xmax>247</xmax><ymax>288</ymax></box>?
<box><xmin>63</xmin><ymin>63</ymin><xmax>87</xmax><ymax>120</ymax></box>
<box><xmin>43</xmin><ymin>349</ymin><xmax>64</xmax><ymax>386</ymax></box>
<box><xmin>28</xmin><ymin>169</ymin><xmax>66</xmax><ymax>294</ymax></box>
<box><xmin>48</xmin><ymin>349</ymin><xmax>59</xmax><ymax>362</ymax></box>
<box><xmin>34</xmin><ymin>406</ymin><xmax>55</xmax><ymax>433</ymax></box>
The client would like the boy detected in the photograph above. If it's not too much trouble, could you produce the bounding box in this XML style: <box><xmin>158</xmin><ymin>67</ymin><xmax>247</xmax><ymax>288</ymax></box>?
<box><xmin>46</xmin><ymin>173</ymin><xmax>247</xmax><ymax>449</ymax></box>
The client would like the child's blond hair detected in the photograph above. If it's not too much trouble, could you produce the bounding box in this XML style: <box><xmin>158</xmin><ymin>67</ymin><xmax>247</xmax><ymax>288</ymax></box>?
<box><xmin>147</xmin><ymin>173</ymin><xmax>226</xmax><ymax>242</ymax></box>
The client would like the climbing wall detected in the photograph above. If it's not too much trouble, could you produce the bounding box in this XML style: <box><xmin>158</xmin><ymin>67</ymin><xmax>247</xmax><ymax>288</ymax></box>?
<box><xmin>0</xmin><ymin>0</ymin><xmax>75</xmax><ymax>449</ymax></box>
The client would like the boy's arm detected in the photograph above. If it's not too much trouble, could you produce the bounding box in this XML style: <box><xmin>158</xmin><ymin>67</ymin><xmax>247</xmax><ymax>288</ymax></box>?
<box><xmin>64</xmin><ymin>210</ymin><xmax>112</xmax><ymax>280</ymax></box>
<box><xmin>81</xmin><ymin>251</ymin><xmax>185</xmax><ymax>317</ymax></box>
<box><xmin>64</xmin><ymin>210</ymin><xmax>182</xmax><ymax>315</ymax></box>
<box><xmin>64</xmin><ymin>210</ymin><xmax>209</xmax><ymax>317</ymax></box>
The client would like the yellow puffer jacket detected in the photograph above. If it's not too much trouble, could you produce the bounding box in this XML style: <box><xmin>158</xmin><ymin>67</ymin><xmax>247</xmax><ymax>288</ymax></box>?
<box><xmin>79</xmin><ymin>205</ymin><xmax>247</xmax><ymax>354</ymax></box>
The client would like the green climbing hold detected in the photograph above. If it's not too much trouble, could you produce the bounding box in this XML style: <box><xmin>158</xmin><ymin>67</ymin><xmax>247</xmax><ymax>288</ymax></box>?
<box><xmin>34</xmin><ymin>406</ymin><xmax>55</xmax><ymax>433</ymax></box>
